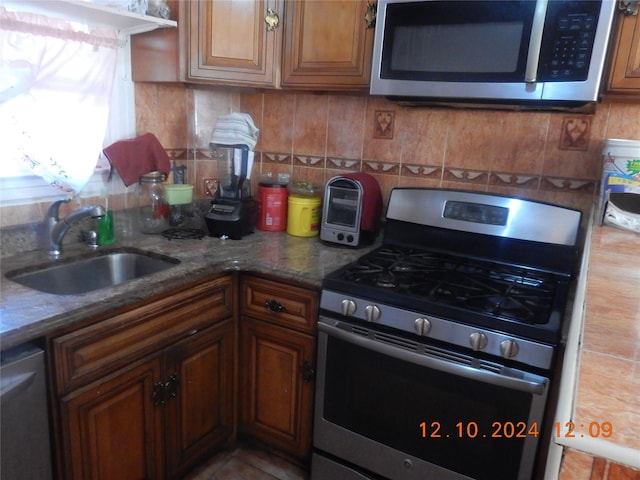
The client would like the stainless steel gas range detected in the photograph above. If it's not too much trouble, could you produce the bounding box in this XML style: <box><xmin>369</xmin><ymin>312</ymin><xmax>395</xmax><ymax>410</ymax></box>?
<box><xmin>311</xmin><ymin>188</ymin><xmax>582</xmax><ymax>480</ymax></box>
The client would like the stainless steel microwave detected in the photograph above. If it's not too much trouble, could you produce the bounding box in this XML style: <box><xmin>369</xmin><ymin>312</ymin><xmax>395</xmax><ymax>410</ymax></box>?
<box><xmin>370</xmin><ymin>0</ymin><xmax>617</xmax><ymax>110</ymax></box>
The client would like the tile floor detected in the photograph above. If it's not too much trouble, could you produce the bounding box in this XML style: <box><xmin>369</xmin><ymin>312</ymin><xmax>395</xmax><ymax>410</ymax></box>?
<box><xmin>184</xmin><ymin>445</ymin><xmax>309</xmax><ymax>480</ymax></box>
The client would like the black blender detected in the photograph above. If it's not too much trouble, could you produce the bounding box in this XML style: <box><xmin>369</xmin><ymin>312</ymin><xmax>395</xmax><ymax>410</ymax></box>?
<box><xmin>204</xmin><ymin>113</ymin><xmax>259</xmax><ymax>239</ymax></box>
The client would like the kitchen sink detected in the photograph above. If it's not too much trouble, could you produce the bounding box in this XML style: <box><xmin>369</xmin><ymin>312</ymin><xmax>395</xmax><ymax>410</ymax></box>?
<box><xmin>6</xmin><ymin>247</ymin><xmax>181</xmax><ymax>295</ymax></box>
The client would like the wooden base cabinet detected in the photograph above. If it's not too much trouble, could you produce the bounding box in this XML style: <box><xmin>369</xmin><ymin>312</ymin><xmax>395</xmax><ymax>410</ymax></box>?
<box><xmin>164</xmin><ymin>319</ymin><xmax>235</xmax><ymax>478</ymax></box>
<box><xmin>239</xmin><ymin>274</ymin><xmax>319</xmax><ymax>464</ymax></box>
<box><xmin>61</xmin><ymin>358</ymin><xmax>165</xmax><ymax>480</ymax></box>
<box><xmin>50</xmin><ymin>275</ymin><xmax>235</xmax><ymax>480</ymax></box>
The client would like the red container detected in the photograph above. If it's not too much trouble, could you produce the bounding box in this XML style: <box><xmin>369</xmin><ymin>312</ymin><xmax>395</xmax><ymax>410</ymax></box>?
<box><xmin>257</xmin><ymin>183</ymin><xmax>288</xmax><ymax>231</ymax></box>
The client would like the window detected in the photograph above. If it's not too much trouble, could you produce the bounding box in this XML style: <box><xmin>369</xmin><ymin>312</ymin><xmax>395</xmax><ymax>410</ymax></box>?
<box><xmin>0</xmin><ymin>6</ymin><xmax>136</xmax><ymax>206</ymax></box>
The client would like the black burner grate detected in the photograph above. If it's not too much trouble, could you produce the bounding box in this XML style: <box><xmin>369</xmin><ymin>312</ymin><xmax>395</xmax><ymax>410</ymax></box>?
<box><xmin>161</xmin><ymin>228</ymin><xmax>207</xmax><ymax>240</ymax></box>
<box><xmin>338</xmin><ymin>245</ymin><xmax>557</xmax><ymax>325</ymax></box>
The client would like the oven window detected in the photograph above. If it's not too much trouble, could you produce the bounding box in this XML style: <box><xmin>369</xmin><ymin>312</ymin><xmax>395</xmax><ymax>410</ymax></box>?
<box><xmin>326</xmin><ymin>187</ymin><xmax>360</xmax><ymax>228</ymax></box>
<box><xmin>322</xmin><ymin>336</ymin><xmax>542</xmax><ymax>480</ymax></box>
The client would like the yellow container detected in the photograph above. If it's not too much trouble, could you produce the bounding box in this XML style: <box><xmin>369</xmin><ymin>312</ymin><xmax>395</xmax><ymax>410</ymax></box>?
<box><xmin>287</xmin><ymin>194</ymin><xmax>321</xmax><ymax>237</ymax></box>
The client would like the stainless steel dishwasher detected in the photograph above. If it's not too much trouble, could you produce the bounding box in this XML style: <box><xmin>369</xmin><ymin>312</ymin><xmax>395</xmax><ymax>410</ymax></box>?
<box><xmin>1</xmin><ymin>343</ymin><xmax>53</xmax><ymax>479</ymax></box>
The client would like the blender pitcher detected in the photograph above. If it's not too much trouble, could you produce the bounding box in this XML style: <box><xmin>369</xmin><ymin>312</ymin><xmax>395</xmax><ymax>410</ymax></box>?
<box><xmin>212</xmin><ymin>145</ymin><xmax>252</xmax><ymax>199</ymax></box>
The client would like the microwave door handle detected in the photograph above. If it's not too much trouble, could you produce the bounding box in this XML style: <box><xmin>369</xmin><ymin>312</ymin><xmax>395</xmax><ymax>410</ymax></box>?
<box><xmin>525</xmin><ymin>0</ymin><xmax>548</xmax><ymax>83</ymax></box>
<box><xmin>319</xmin><ymin>322</ymin><xmax>547</xmax><ymax>395</ymax></box>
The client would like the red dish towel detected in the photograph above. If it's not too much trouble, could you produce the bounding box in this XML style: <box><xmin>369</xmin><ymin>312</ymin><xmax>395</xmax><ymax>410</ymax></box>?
<box><xmin>103</xmin><ymin>133</ymin><xmax>171</xmax><ymax>187</ymax></box>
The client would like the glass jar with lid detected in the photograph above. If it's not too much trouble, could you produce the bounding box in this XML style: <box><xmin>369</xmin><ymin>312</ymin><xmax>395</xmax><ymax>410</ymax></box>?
<box><xmin>137</xmin><ymin>171</ymin><xmax>169</xmax><ymax>233</ymax></box>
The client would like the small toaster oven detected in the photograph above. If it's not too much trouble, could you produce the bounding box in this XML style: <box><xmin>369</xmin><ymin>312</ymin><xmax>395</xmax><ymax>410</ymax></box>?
<box><xmin>320</xmin><ymin>173</ymin><xmax>382</xmax><ymax>248</ymax></box>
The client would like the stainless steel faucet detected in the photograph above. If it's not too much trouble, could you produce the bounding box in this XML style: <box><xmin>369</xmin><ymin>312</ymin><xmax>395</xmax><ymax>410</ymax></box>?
<box><xmin>46</xmin><ymin>199</ymin><xmax>106</xmax><ymax>257</ymax></box>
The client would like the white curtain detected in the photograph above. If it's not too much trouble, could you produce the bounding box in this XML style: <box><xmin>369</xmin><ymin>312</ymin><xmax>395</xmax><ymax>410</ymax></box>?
<box><xmin>0</xmin><ymin>8</ymin><xmax>118</xmax><ymax>195</ymax></box>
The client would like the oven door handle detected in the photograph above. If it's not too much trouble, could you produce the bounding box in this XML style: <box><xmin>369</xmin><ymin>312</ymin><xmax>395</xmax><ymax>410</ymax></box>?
<box><xmin>319</xmin><ymin>323</ymin><xmax>547</xmax><ymax>396</ymax></box>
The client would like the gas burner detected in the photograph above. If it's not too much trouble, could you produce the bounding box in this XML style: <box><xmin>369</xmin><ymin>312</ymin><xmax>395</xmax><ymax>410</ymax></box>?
<box><xmin>161</xmin><ymin>228</ymin><xmax>206</xmax><ymax>240</ymax></box>
<box><xmin>337</xmin><ymin>245</ymin><xmax>558</xmax><ymax>325</ymax></box>
<box><xmin>375</xmin><ymin>272</ymin><xmax>397</xmax><ymax>288</ymax></box>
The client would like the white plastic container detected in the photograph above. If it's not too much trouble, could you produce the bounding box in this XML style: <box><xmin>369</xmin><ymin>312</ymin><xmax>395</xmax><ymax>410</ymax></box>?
<box><xmin>600</xmin><ymin>138</ymin><xmax>640</xmax><ymax>206</ymax></box>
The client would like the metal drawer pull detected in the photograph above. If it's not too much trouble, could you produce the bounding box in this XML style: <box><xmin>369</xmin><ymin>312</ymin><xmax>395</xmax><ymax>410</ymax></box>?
<box><xmin>265</xmin><ymin>299</ymin><xmax>286</xmax><ymax>313</ymax></box>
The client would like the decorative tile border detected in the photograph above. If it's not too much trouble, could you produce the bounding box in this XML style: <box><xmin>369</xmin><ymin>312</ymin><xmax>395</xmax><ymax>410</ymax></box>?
<box><xmin>326</xmin><ymin>157</ymin><xmax>361</xmax><ymax>171</ymax></box>
<box><xmin>363</xmin><ymin>160</ymin><xmax>400</xmax><ymax>175</ymax></box>
<box><xmin>166</xmin><ymin>148</ymin><xmax>189</xmax><ymax>161</ymax></box>
<box><xmin>442</xmin><ymin>168</ymin><xmax>488</xmax><ymax>184</ymax></box>
<box><xmin>292</xmin><ymin>154</ymin><xmax>325</xmax><ymax>168</ymax></box>
<box><xmin>185</xmin><ymin>149</ymin><xmax>598</xmax><ymax>195</ymax></box>
<box><xmin>262</xmin><ymin>152</ymin><xmax>292</xmax><ymax>166</ymax></box>
<box><xmin>539</xmin><ymin>176</ymin><xmax>596</xmax><ymax>193</ymax></box>
<box><xmin>401</xmin><ymin>164</ymin><xmax>443</xmax><ymax>180</ymax></box>
<box><xmin>489</xmin><ymin>172</ymin><xmax>539</xmax><ymax>189</ymax></box>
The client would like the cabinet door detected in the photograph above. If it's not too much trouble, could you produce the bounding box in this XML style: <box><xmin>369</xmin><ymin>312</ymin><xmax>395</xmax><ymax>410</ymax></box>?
<box><xmin>60</xmin><ymin>358</ymin><xmax>164</xmax><ymax>480</ymax></box>
<box><xmin>187</xmin><ymin>0</ymin><xmax>283</xmax><ymax>86</ymax></box>
<box><xmin>164</xmin><ymin>319</ymin><xmax>236</xmax><ymax>478</ymax></box>
<box><xmin>281</xmin><ymin>0</ymin><xmax>374</xmax><ymax>90</ymax></box>
<box><xmin>239</xmin><ymin>317</ymin><xmax>316</xmax><ymax>462</ymax></box>
<box><xmin>605</xmin><ymin>10</ymin><xmax>640</xmax><ymax>99</ymax></box>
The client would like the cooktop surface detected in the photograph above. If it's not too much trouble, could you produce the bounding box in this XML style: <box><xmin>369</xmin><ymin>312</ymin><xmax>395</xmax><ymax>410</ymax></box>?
<box><xmin>322</xmin><ymin>244</ymin><xmax>570</xmax><ymax>343</ymax></box>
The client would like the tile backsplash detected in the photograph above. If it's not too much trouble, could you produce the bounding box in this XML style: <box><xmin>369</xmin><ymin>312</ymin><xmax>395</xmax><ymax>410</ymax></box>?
<box><xmin>2</xmin><ymin>82</ymin><xmax>639</xmax><ymax>229</ymax></box>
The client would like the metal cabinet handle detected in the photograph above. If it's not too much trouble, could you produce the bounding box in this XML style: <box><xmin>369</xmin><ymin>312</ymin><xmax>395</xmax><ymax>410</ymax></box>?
<box><xmin>265</xmin><ymin>299</ymin><xmax>286</xmax><ymax>313</ymax></box>
<box><xmin>265</xmin><ymin>7</ymin><xmax>280</xmax><ymax>31</ymax></box>
<box><xmin>152</xmin><ymin>373</ymin><xmax>179</xmax><ymax>405</ymax></box>
<box><xmin>152</xmin><ymin>380</ymin><xmax>167</xmax><ymax>405</ymax></box>
<box><xmin>166</xmin><ymin>373</ymin><xmax>178</xmax><ymax>400</ymax></box>
<box><xmin>364</xmin><ymin>2</ymin><xmax>377</xmax><ymax>28</ymax></box>
<box><xmin>618</xmin><ymin>1</ymin><xmax>639</xmax><ymax>15</ymax></box>
<box><xmin>301</xmin><ymin>361</ymin><xmax>315</xmax><ymax>383</ymax></box>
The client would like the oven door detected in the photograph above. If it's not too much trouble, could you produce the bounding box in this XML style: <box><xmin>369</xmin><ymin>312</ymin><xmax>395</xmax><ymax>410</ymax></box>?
<box><xmin>312</xmin><ymin>317</ymin><xmax>549</xmax><ymax>480</ymax></box>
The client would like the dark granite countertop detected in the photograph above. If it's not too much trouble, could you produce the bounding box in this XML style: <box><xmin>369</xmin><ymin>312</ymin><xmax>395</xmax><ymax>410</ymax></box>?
<box><xmin>0</xmin><ymin>230</ymin><xmax>374</xmax><ymax>350</ymax></box>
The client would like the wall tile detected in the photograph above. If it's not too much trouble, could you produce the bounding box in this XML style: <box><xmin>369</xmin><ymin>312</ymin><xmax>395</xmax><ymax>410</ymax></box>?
<box><xmin>261</xmin><ymin>92</ymin><xmax>295</xmax><ymax>154</ymax></box>
<box><xmin>574</xmin><ymin>351</ymin><xmax>640</xmax><ymax>450</ymax></box>
<box><xmin>3</xmin><ymin>85</ymin><xmax>640</xmax><ymax>230</ymax></box>
<box><xmin>362</xmin><ymin>97</ymin><xmax>403</xmax><ymax>162</ymax></box>
<box><xmin>491</xmin><ymin>111</ymin><xmax>549</xmax><ymax>174</ymax></box>
<box><xmin>400</xmin><ymin>108</ymin><xmax>449</xmax><ymax>167</ymax></box>
<box><xmin>542</xmin><ymin>111</ymin><xmax>608</xmax><ymax>179</ymax></box>
<box><xmin>327</xmin><ymin>95</ymin><xmax>367</xmax><ymax>159</ymax></box>
<box><xmin>293</xmin><ymin>93</ymin><xmax>329</xmax><ymax>156</ymax></box>
<box><xmin>193</xmin><ymin>87</ymin><xmax>233</xmax><ymax>150</ymax></box>
<box><xmin>147</xmin><ymin>84</ymin><xmax>189</xmax><ymax>149</ymax></box>
<box><xmin>605</xmin><ymin>103</ymin><xmax>640</xmax><ymax>140</ymax></box>
<box><xmin>444</xmin><ymin>110</ymin><xmax>497</xmax><ymax>171</ymax></box>
<box><xmin>558</xmin><ymin>449</ymin><xmax>595</xmax><ymax>480</ymax></box>
<box><xmin>240</xmin><ymin>91</ymin><xmax>265</xmax><ymax>151</ymax></box>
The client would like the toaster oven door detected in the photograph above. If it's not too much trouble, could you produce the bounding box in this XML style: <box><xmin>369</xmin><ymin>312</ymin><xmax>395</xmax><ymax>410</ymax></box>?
<box><xmin>321</xmin><ymin>183</ymin><xmax>363</xmax><ymax>247</ymax></box>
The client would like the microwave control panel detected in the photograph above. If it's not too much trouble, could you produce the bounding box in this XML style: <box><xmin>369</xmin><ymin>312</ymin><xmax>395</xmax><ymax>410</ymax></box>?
<box><xmin>539</xmin><ymin>1</ymin><xmax>602</xmax><ymax>81</ymax></box>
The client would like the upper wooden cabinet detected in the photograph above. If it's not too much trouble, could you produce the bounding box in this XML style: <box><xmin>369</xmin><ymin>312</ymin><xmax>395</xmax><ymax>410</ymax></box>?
<box><xmin>131</xmin><ymin>0</ymin><xmax>374</xmax><ymax>91</ymax></box>
<box><xmin>603</xmin><ymin>7</ymin><xmax>640</xmax><ymax>100</ymax></box>
<box><xmin>187</xmin><ymin>0</ymin><xmax>283</xmax><ymax>86</ymax></box>
<box><xmin>281</xmin><ymin>0</ymin><xmax>374</xmax><ymax>89</ymax></box>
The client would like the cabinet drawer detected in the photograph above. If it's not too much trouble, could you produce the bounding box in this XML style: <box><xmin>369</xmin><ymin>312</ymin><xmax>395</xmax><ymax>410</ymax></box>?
<box><xmin>51</xmin><ymin>274</ymin><xmax>234</xmax><ymax>394</ymax></box>
<box><xmin>240</xmin><ymin>275</ymin><xmax>318</xmax><ymax>334</ymax></box>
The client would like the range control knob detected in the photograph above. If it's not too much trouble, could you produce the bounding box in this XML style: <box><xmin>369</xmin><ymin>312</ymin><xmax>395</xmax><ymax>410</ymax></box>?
<box><xmin>364</xmin><ymin>305</ymin><xmax>381</xmax><ymax>322</ymax></box>
<box><xmin>414</xmin><ymin>317</ymin><xmax>432</xmax><ymax>336</ymax></box>
<box><xmin>341</xmin><ymin>299</ymin><xmax>357</xmax><ymax>316</ymax></box>
<box><xmin>469</xmin><ymin>332</ymin><xmax>488</xmax><ymax>351</ymax></box>
<box><xmin>500</xmin><ymin>339</ymin><xmax>520</xmax><ymax>358</ymax></box>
